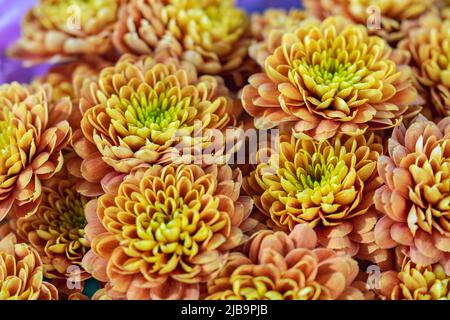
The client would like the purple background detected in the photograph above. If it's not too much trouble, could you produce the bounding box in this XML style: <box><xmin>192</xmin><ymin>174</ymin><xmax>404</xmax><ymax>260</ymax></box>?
<box><xmin>0</xmin><ymin>0</ymin><xmax>301</xmax><ymax>84</ymax></box>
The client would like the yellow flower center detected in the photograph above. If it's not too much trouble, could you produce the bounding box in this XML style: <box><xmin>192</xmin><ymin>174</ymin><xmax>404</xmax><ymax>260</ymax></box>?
<box><xmin>294</xmin><ymin>55</ymin><xmax>366</xmax><ymax>92</ymax></box>
<box><xmin>50</xmin><ymin>189</ymin><xmax>88</xmax><ymax>231</ymax></box>
<box><xmin>295</xmin><ymin>149</ymin><xmax>349</xmax><ymax>193</ymax></box>
<box><xmin>275</xmin><ymin>139</ymin><xmax>361</xmax><ymax>226</ymax></box>
<box><xmin>115</xmin><ymin>87</ymin><xmax>193</xmax><ymax>134</ymax></box>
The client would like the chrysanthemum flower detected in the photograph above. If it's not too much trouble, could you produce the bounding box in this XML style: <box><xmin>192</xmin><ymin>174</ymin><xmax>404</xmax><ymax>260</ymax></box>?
<box><xmin>374</xmin><ymin>115</ymin><xmax>450</xmax><ymax>274</ymax></box>
<box><xmin>8</xmin><ymin>0</ymin><xmax>122</xmax><ymax>64</ymax></box>
<box><xmin>398</xmin><ymin>15</ymin><xmax>450</xmax><ymax>117</ymax></box>
<box><xmin>82</xmin><ymin>164</ymin><xmax>253</xmax><ymax>300</ymax></box>
<box><xmin>0</xmin><ymin>82</ymin><xmax>71</xmax><ymax>222</ymax></box>
<box><xmin>68</xmin><ymin>288</ymin><xmax>114</xmax><ymax>300</ymax></box>
<box><xmin>0</xmin><ymin>233</ymin><xmax>58</xmax><ymax>300</ymax></box>
<box><xmin>73</xmin><ymin>54</ymin><xmax>239</xmax><ymax>184</ymax></box>
<box><xmin>206</xmin><ymin>224</ymin><xmax>364</xmax><ymax>300</ymax></box>
<box><xmin>243</xmin><ymin>133</ymin><xmax>386</xmax><ymax>257</ymax></box>
<box><xmin>242</xmin><ymin>17</ymin><xmax>421</xmax><ymax>140</ymax></box>
<box><xmin>249</xmin><ymin>9</ymin><xmax>307</xmax><ymax>67</ymax></box>
<box><xmin>380</xmin><ymin>258</ymin><xmax>450</xmax><ymax>300</ymax></box>
<box><xmin>304</xmin><ymin>0</ymin><xmax>435</xmax><ymax>43</ymax></box>
<box><xmin>16</xmin><ymin>173</ymin><xmax>92</xmax><ymax>284</ymax></box>
<box><xmin>113</xmin><ymin>0</ymin><xmax>251</xmax><ymax>85</ymax></box>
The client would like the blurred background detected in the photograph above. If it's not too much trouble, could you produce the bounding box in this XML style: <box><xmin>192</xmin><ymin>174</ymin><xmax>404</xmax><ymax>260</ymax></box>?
<box><xmin>0</xmin><ymin>0</ymin><xmax>302</xmax><ymax>84</ymax></box>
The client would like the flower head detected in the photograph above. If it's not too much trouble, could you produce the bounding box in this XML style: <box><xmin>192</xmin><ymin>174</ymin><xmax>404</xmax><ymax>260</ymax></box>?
<box><xmin>113</xmin><ymin>0</ymin><xmax>251</xmax><ymax>86</ymax></box>
<box><xmin>399</xmin><ymin>15</ymin><xmax>450</xmax><ymax>116</ymax></box>
<box><xmin>207</xmin><ymin>225</ymin><xmax>364</xmax><ymax>300</ymax></box>
<box><xmin>82</xmin><ymin>164</ymin><xmax>253</xmax><ymax>300</ymax></box>
<box><xmin>242</xmin><ymin>17</ymin><xmax>421</xmax><ymax>140</ymax></box>
<box><xmin>0</xmin><ymin>82</ymin><xmax>71</xmax><ymax>222</ymax></box>
<box><xmin>73</xmin><ymin>54</ymin><xmax>239</xmax><ymax>183</ymax></box>
<box><xmin>374</xmin><ymin>115</ymin><xmax>450</xmax><ymax>274</ymax></box>
<box><xmin>243</xmin><ymin>133</ymin><xmax>384</xmax><ymax>256</ymax></box>
<box><xmin>0</xmin><ymin>233</ymin><xmax>58</xmax><ymax>300</ymax></box>
<box><xmin>304</xmin><ymin>0</ymin><xmax>435</xmax><ymax>43</ymax></box>
<box><xmin>16</xmin><ymin>172</ymin><xmax>92</xmax><ymax>283</ymax></box>
<box><xmin>380</xmin><ymin>258</ymin><xmax>450</xmax><ymax>300</ymax></box>
<box><xmin>8</xmin><ymin>0</ymin><xmax>122</xmax><ymax>64</ymax></box>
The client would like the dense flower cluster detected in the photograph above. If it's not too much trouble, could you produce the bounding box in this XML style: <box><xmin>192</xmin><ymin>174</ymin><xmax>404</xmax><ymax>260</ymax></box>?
<box><xmin>82</xmin><ymin>164</ymin><xmax>254</xmax><ymax>300</ymax></box>
<box><xmin>2</xmin><ymin>0</ymin><xmax>450</xmax><ymax>301</ymax></box>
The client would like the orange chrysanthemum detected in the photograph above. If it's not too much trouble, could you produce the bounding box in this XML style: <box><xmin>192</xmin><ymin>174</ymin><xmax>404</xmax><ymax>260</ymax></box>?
<box><xmin>374</xmin><ymin>115</ymin><xmax>450</xmax><ymax>274</ymax></box>
<box><xmin>243</xmin><ymin>133</ymin><xmax>390</xmax><ymax>261</ymax></box>
<box><xmin>82</xmin><ymin>164</ymin><xmax>254</xmax><ymax>300</ymax></box>
<box><xmin>207</xmin><ymin>224</ymin><xmax>364</xmax><ymax>300</ymax></box>
<box><xmin>16</xmin><ymin>173</ymin><xmax>92</xmax><ymax>284</ymax></box>
<box><xmin>0</xmin><ymin>233</ymin><xmax>58</xmax><ymax>300</ymax></box>
<box><xmin>8</xmin><ymin>0</ymin><xmax>122</xmax><ymax>64</ymax></box>
<box><xmin>398</xmin><ymin>15</ymin><xmax>450</xmax><ymax>117</ymax></box>
<box><xmin>113</xmin><ymin>0</ymin><xmax>251</xmax><ymax>86</ymax></box>
<box><xmin>380</xmin><ymin>258</ymin><xmax>450</xmax><ymax>300</ymax></box>
<box><xmin>304</xmin><ymin>0</ymin><xmax>435</xmax><ymax>43</ymax></box>
<box><xmin>242</xmin><ymin>17</ymin><xmax>421</xmax><ymax>140</ymax></box>
<box><xmin>73</xmin><ymin>54</ymin><xmax>240</xmax><ymax>184</ymax></box>
<box><xmin>0</xmin><ymin>82</ymin><xmax>71</xmax><ymax>222</ymax></box>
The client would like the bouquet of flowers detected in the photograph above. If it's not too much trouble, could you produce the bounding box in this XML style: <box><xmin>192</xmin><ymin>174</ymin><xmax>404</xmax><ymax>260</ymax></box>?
<box><xmin>0</xmin><ymin>0</ymin><xmax>449</xmax><ymax>301</ymax></box>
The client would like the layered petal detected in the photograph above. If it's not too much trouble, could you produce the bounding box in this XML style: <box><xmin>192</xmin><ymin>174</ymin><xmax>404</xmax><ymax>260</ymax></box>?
<box><xmin>242</xmin><ymin>17</ymin><xmax>421</xmax><ymax>140</ymax></box>
<box><xmin>374</xmin><ymin>116</ymin><xmax>450</xmax><ymax>273</ymax></box>
<box><xmin>206</xmin><ymin>225</ymin><xmax>365</xmax><ymax>300</ymax></box>
<box><xmin>83</xmin><ymin>164</ymin><xmax>253</xmax><ymax>300</ymax></box>
<box><xmin>0</xmin><ymin>82</ymin><xmax>71</xmax><ymax>222</ymax></box>
<box><xmin>0</xmin><ymin>233</ymin><xmax>58</xmax><ymax>300</ymax></box>
<box><xmin>8</xmin><ymin>0</ymin><xmax>122</xmax><ymax>64</ymax></box>
<box><xmin>244</xmin><ymin>132</ymin><xmax>383</xmax><ymax>256</ymax></box>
